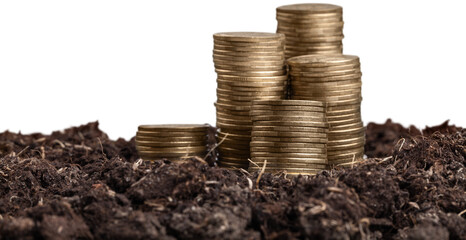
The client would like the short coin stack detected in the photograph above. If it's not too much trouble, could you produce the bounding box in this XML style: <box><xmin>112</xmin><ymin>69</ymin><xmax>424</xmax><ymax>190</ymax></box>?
<box><xmin>213</xmin><ymin>32</ymin><xmax>288</xmax><ymax>169</ymax></box>
<box><xmin>276</xmin><ymin>3</ymin><xmax>344</xmax><ymax>59</ymax></box>
<box><xmin>287</xmin><ymin>54</ymin><xmax>364</xmax><ymax>166</ymax></box>
<box><xmin>249</xmin><ymin>100</ymin><xmax>328</xmax><ymax>175</ymax></box>
<box><xmin>136</xmin><ymin>124</ymin><xmax>209</xmax><ymax>161</ymax></box>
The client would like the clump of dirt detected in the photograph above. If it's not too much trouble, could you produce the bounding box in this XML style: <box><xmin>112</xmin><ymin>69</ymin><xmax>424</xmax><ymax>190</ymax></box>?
<box><xmin>0</xmin><ymin>121</ymin><xmax>464</xmax><ymax>240</ymax></box>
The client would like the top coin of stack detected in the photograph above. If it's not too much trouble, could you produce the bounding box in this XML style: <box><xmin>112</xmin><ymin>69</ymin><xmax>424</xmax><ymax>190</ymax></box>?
<box><xmin>287</xmin><ymin>54</ymin><xmax>364</xmax><ymax>166</ymax></box>
<box><xmin>276</xmin><ymin>3</ymin><xmax>344</xmax><ymax>59</ymax></box>
<box><xmin>249</xmin><ymin>100</ymin><xmax>329</xmax><ymax>175</ymax></box>
<box><xmin>136</xmin><ymin>124</ymin><xmax>209</xmax><ymax>161</ymax></box>
<box><xmin>213</xmin><ymin>32</ymin><xmax>287</xmax><ymax>169</ymax></box>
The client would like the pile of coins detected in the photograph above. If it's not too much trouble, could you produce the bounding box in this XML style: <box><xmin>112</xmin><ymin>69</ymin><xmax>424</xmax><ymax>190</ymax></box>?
<box><xmin>249</xmin><ymin>100</ymin><xmax>328</xmax><ymax>175</ymax></box>
<box><xmin>213</xmin><ymin>32</ymin><xmax>288</xmax><ymax>169</ymax></box>
<box><xmin>287</xmin><ymin>54</ymin><xmax>364</xmax><ymax>165</ymax></box>
<box><xmin>135</xmin><ymin>124</ymin><xmax>209</xmax><ymax>161</ymax></box>
<box><xmin>276</xmin><ymin>3</ymin><xmax>344</xmax><ymax>59</ymax></box>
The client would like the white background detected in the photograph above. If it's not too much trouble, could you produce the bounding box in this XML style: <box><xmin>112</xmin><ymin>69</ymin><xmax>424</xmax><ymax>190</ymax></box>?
<box><xmin>1</xmin><ymin>1</ymin><xmax>465</xmax><ymax>140</ymax></box>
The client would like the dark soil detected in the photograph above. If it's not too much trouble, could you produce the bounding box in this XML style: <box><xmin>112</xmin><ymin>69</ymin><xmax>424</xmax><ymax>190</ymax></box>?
<box><xmin>0</xmin><ymin>120</ymin><xmax>464</xmax><ymax>240</ymax></box>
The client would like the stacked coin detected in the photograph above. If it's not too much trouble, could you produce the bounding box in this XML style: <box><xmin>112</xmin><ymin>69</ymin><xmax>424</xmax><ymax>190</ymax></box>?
<box><xmin>249</xmin><ymin>100</ymin><xmax>328</xmax><ymax>175</ymax></box>
<box><xmin>136</xmin><ymin>124</ymin><xmax>209</xmax><ymax>161</ymax></box>
<box><xmin>287</xmin><ymin>54</ymin><xmax>364</xmax><ymax>166</ymax></box>
<box><xmin>213</xmin><ymin>32</ymin><xmax>288</xmax><ymax>169</ymax></box>
<box><xmin>276</xmin><ymin>3</ymin><xmax>343</xmax><ymax>59</ymax></box>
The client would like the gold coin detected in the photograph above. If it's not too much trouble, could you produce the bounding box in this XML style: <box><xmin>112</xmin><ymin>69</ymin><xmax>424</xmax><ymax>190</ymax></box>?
<box><xmin>251</xmin><ymin>99</ymin><xmax>325</xmax><ymax>107</ymax></box>
<box><xmin>251</xmin><ymin>130</ymin><xmax>327</xmax><ymax>138</ymax></box>
<box><xmin>135</xmin><ymin>135</ymin><xmax>207</xmax><ymax>142</ymax></box>
<box><xmin>136</xmin><ymin>140</ymin><xmax>206</xmax><ymax>147</ymax></box>
<box><xmin>213</xmin><ymin>58</ymin><xmax>285</xmax><ymax>66</ymax></box>
<box><xmin>214</xmin><ymin>39</ymin><xmax>284</xmax><ymax>47</ymax></box>
<box><xmin>136</xmin><ymin>131</ymin><xmax>207</xmax><ymax>138</ymax></box>
<box><xmin>251</xmin><ymin>115</ymin><xmax>327</xmax><ymax>122</ymax></box>
<box><xmin>277</xmin><ymin>4</ymin><xmax>342</xmax><ymax>14</ymax></box>
<box><xmin>250</xmin><ymin>110</ymin><xmax>326</xmax><ymax>117</ymax></box>
<box><xmin>251</xmin><ymin>156</ymin><xmax>327</xmax><ymax>164</ymax></box>
<box><xmin>213</xmin><ymin>49</ymin><xmax>284</xmax><ymax>58</ymax></box>
<box><xmin>250</xmin><ymin>105</ymin><xmax>325</xmax><ymax>112</ymax></box>
<box><xmin>278</xmin><ymin>26</ymin><xmax>343</xmax><ymax>34</ymax></box>
<box><xmin>250</xmin><ymin>146</ymin><xmax>326</xmax><ymax>153</ymax></box>
<box><xmin>253</xmin><ymin>120</ymin><xmax>328</xmax><ymax>128</ymax></box>
<box><xmin>216</xmin><ymin>122</ymin><xmax>252</xmax><ymax>131</ymax></box>
<box><xmin>290</xmin><ymin>69</ymin><xmax>361</xmax><ymax>78</ymax></box>
<box><xmin>136</xmin><ymin>145</ymin><xmax>207</xmax><ymax>152</ymax></box>
<box><xmin>287</xmin><ymin>54</ymin><xmax>359</xmax><ymax>67</ymax></box>
<box><xmin>214</xmin><ymin>44</ymin><xmax>284</xmax><ymax>53</ymax></box>
<box><xmin>281</xmin><ymin>32</ymin><xmax>343</xmax><ymax>39</ymax></box>
<box><xmin>216</xmin><ymin>69</ymin><xmax>286</xmax><ymax>77</ymax></box>
<box><xmin>213</xmin><ymin>54</ymin><xmax>285</xmax><ymax>62</ymax></box>
<box><xmin>284</xmin><ymin>35</ymin><xmax>344</xmax><ymax>43</ymax></box>
<box><xmin>290</xmin><ymin>73</ymin><xmax>362</xmax><ymax>82</ymax></box>
<box><xmin>251</xmin><ymin>126</ymin><xmax>328</xmax><ymax>133</ymax></box>
<box><xmin>138</xmin><ymin>152</ymin><xmax>206</xmax><ymax>158</ymax></box>
<box><xmin>290</xmin><ymin>78</ymin><xmax>361</xmax><ymax>86</ymax></box>
<box><xmin>277</xmin><ymin>22</ymin><xmax>344</xmax><ymax>31</ymax></box>
<box><xmin>251</xmin><ymin>151</ymin><xmax>327</xmax><ymax>157</ymax></box>
<box><xmin>216</xmin><ymin>74</ymin><xmax>288</xmax><ymax>81</ymax></box>
<box><xmin>217</xmin><ymin>95</ymin><xmax>281</xmax><ymax>103</ymax></box>
<box><xmin>293</xmin><ymin>97</ymin><xmax>363</xmax><ymax>106</ymax></box>
<box><xmin>213</xmin><ymin>32</ymin><xmax>285</xmax><ymax>42</ymax></box>
<box><xmin>217</xmin><ymin>90</ymin><xmax>285</xmax><ymax>98</ymax></box>
<box><xmin>250</xmin><ymin>141</ymin><xmax>326</xmax><ymax>148</ymax></box>
<box><xmin>138</xmin><ymin>124</ymin><xmax>208</xmax><ymax>132</ymax></box>
<box><xmin>290</xmin><ymin>64</ymin><xmax>358</xmax><ymax>73</ymax></box>
<box><xmin>215</xmin><ymin>102</ymin><xmax>252</xmax><ymax>111</ymax></box>
<box><xmin>250</xmin><ymin>161</ymin><xmax>327</xmax><ymax>169</ymax></box>
<box><xmin>217</xmin><ymin>79</ymin><xmax>286</xmax><ymax>87</ymax></box>
<box><xmin>251</xmin><ymin>136</ymin><xmax>327</xmax><ymax>144</ymax></box>
<box><xmin>217</xmin><ymin>84</ymin><xmax>286</xmax><ymax>92</ymax></box>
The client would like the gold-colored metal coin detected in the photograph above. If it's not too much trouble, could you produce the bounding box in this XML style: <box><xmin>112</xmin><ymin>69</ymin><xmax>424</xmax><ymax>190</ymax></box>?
<box><xmin>217</xmin><ymin>88</ymin><xmax>285</xmax><ymax>96</ymax></box>
<box><xmin>135</xmin><ymin>135</ymin><xmax>207</xmax><ymax>142</ymax></box>
<box><xmin>136</xmin><ymin>131</ymin><xmax>207</xmax><ymax>138</ymax></box>
<box><xmin>136</xmin><ymin>145</ymin><xmax>207</xmax><ymax>152</ymax></box>
<box><xmin>216</xmin><ymin>122</ymin><xmax>252</xmax><ymax>131</ymax></box>
<box><xmin>250</xmin><ymin>110</ymin><xmax>326</xmax><ymax>117</ymax></box>
<box><xmin>213</xmin><ymin>59</ymin><xmax>285</xmax><ymax>66</ymax></box>
<box><xmin>251</xmin><ymin>136</ymin><xmax>327</xmax><ymax>144</ymax></box>
<box><xmin>216</xmin><ymin>74</ymin><xmax>288</xmax><ymax>81</ymax></box>
<box><xmin>213</xmin><ymin>54</ymin><xmax>285</xmax><ymax>62</ymax></box>
<box><xmin>136</xmin><ymin>140</ymin><xmax>206</xmax><ymax>148</ymax></box>
<box><xmin>290</xmin><ymin>73</ymin><xmax>362</xmax><ymax>82</ymax></box>
<box><xmin>290</xmin><ymin>64</ymin><xmax>358</xmax><ymax>73</ymax></box>
<box><xmin>216</xmin><ymin>69</ymin><xmax>286</xmax><ymax>77</ymax></box>
<box><xmin>287</xmin><ymin>54</ymin><xmax>360</xmax><ymax>67</ymax></box>
<box><xmin>138</xmin><ymin>152</ymin><xmax>206</xmax><ymax>158</ymax></box>
<box><xmin>284</xmin><ymin>35</ymin><xmax>344</xmax><ymax>43</ymax></box>
<box><xmin>213</xmin><ymin>49</ymin><xmax>284</xmax><ymax>58</ymax></box>
<box><xmin>278</xmin><ymin>26</ymin><xmax>343</xmax><ymax>34</ymax></box>
<box><xmin>217</xmin><ymin>94</ymin><xmax>280</xmax><ymax>102</ymax></box>
<box><xmin>253</xmin><ymin>120</ymin><xmax>328</xmax><ymax>128</ymax></box>
<box><xmin>290</xmin><ymin>79</ymin><xmax>362</xmax><ymax>87</ymax></box>
<box><xmin>215</xmin><ymin>102</ymin><xmax>252</xmax><ymax>111</ymax></box>
<box><xmin>217</xmin><ymin>79</ymin><xmax>286</xmax><ymax>87</ymax></box>
<box><xmin>251</xmin><ymin>152</ymin><xmax>327</xmax><ymax>158</ymax></box>
<box><xmin>251</xmin><ymin>126</ymin><xmax>328</xmax><ymax>133</ymax></box>
<box><xmin>290</xmin><ymin>69</ymin><xmax>361</xmax><ymax>78</ymax></box>
<box><xmin>214</xmin><ymin>39</ymin><xmax>284</xmax><ymax>47</ymax></box>
<box><xmin>251</xmin><ymin>99</ymin><xmax>325</xmax><ymax>107</ymax></box>
<box><xmin>214</xmin><ymin>44</ymin><xmax>284</xmax><ymax>52</ymax></box>
<box><xmin>213</xmin><ymin>32</ymin><xmax>285</xmax><ymax>42</ymax></box>
<box><xmin>251</xmin><ymin>146</ymin><xmax>326</xmax><ymax>154</ymax></box>
<box><xmin>250</xmin><ymin>141</ymin><xmax>326</xmax><ymax>148</ymax></box>
<box><xmin>277</xmin><ymin>4</ymin><xmax>342</xmax><ymax>14</ymax></box>
<box><xmin>217</xmin><ymin>84</ymin><xmax>286</xmax><ymax>92</ymax></box>
<box><xmin>251</xmin><ymin>156</ymin><xmax>327</xmax><ymax>164</ymax></box>
<box><xmin>251</xmin><ymin>115</ymin><xmax>327</xmax><ymax>122</ymax></box>
<box><xmin>250</xmin><ymin>105</ymin><xmax>325</xmax><ymax>112</ymax></box>
<box><xmin>251</xmin><ymin>130</ymin><xmax>327</xmax><ymax>138</ymax></box>
<box><xmin>250</xmin><ymin>161</ymin><xmax>327</xmax><ymax>169</ymax></box>
<box><xmin>138</xmin><ymin>124</ymin><xmax>208</xmax><ymax>132</ymax></box>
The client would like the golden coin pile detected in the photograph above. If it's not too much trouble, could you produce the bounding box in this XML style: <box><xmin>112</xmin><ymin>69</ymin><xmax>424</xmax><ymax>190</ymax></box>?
<box><xmin>287</xmin><ymin>54</ymin><xmax>364</xmax><ymax>165</ymax></box>
<box><xmin>249</xmin><ymin>100</ymin><xmax>328</xmax><ymax>175</ymax></box>
<box><xmin>213</xmin><ymin>32</ymin><xmax>288</xmax><ymax>169</ymax></box>
<box><xmin>276</xmin><ymin>3</ymin><xmax>344</xmax><ymax>59</ymax></box>
<box><xmin>135</xmin><ymin>124</ymin><xmax>209</xmax><ymax>161</ymax></box>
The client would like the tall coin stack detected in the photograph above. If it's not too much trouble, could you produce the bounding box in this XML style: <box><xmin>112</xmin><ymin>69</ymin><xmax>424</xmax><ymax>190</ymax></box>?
<box><xmin>136</xmin><ymin>124</ymin><xmax>209</xmax><ymax>161</ymax></box>
<box><xmin>249</xmin><ymin>100</ymin><xmax>328</xmax><ymax>175</ymax></box>
<box><xmin>276</xmin><ymin>3</ymin><xmax>344</xmax><ymax>59</ymax></box>
<box><xmin>213</xmin><ymin>32</ymin><xmax>287</xmax><ymax>169</ymax></box>
<box><xmin>287</xmin><ymin>54</ymin><xmax>364</xmax><ymax>166</ymax></box>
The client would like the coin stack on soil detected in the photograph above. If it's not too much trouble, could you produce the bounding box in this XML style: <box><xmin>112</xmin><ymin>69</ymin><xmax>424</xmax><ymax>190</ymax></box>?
<box><xmin>213</xmin><ymin>32</ymin><xmax>287</xmax><ymax>169</ymax></box>
<box><xmin>135</xmin><ymin>124</ymin><xmax>209</xmax><ymax>161</ymax></box>
<box><xmin>249</xmin><ymin>100</ymin><xmax>328</xmax><ymax>175</ymax></box>
<box><xmin>276</xmin><ymin>3</ymin><xmax>344</xmax><ymax>59</ymax></box>
<box><xmin>287</xmin><ymin>54</ymin><xmax>364</xmax><ymax>166</ymax></box>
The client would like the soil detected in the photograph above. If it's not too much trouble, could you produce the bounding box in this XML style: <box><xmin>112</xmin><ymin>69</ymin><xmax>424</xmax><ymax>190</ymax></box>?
<box><xmin>0</xmin><ymin>120</ymin><xmax>464</xmax><ymax>240</ymax></box>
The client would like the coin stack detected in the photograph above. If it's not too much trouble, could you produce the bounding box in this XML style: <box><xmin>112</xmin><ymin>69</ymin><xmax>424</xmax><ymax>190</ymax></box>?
<box><xmin>135</xmin><ymin>124</ymin><xmax>209</xmax><ymax>161</ymax></box>
<box><xmin>249</xmin><ymin>100</ymin><xmax>328</xmax><ymax>175</ymax></box>
<box><xmin>287</xmin><ymin>54</ymin><xmax>364</xmax><ymax>166</ymax></box>
<box><xmin>213</xmin><ymin>32</ymin><xmax>287</xmax><ymax>169</ymax></box>
<box><xmin>276</xmin><ymin>3</ymin><xmax>344</xmax><ymax>59</ymax></box>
